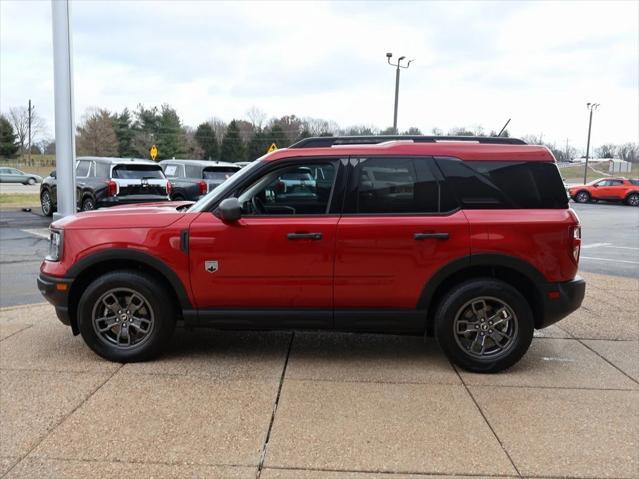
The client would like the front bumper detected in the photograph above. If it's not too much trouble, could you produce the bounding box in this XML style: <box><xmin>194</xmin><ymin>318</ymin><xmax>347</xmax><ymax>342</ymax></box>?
<box><xmin>538</xmin><ymin>276</ymin><xmax>586</xmax><ymax>328</ymax></box>
<box><xmin>37</xmin><ymin>272</ymin><xmax>74</xmax><ymax>331</ymax></box>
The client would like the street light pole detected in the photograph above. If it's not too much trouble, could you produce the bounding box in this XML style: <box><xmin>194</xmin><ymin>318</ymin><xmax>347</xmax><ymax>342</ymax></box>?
<box><xmin>386</xmin><ymin>53</ymin><xmax>413</xmax><ymax>134</ymax></box>
<box><xmin>583</xmin><ymin>102</ymin><xmax>599</xmax><ymax>185</ymax></box>
<box><xmin>51</xmin><ymin>0</ymin><xmax>77</xmax><ymax>218</ymax></box>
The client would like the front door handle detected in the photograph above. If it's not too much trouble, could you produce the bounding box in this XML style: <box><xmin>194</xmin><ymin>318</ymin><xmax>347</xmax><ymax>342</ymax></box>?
<box><xmin>414</xmin><ymin>232</ymin><xmax>449</xmax><ymax>240</ymax></box>
<box><xmin>287</xmin><ymin>232</ymin><xmax>323</xmax><ymax>240</ymax></box>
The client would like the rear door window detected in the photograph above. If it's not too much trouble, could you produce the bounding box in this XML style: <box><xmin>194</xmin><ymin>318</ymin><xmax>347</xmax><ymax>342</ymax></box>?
<box><xmin>163</xmin><ymin>164</ymin><xmax>184</xmax><ymax>178</ymax></box>
<box><xmin>75</xmin><ymin>160</ymin><xmax>91</xmax><ymax>177</ymax></box>
<box><xmin>435</xmin><ymin>157</ymin><xmax>568</xmax><ymax>209</ymax></box>
<box><xmin>112</xmin><ymin>164</ymin><xmax>165</xmax><ymax>179</ymax></box>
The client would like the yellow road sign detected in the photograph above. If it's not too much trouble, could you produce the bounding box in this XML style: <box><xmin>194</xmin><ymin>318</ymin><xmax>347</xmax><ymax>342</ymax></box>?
<box><xmin>150</xmin><ymin>145</ymin><xmax>158</xmax><ymax>160</ymax></box>
<box><xmin>267</xmin><ymin>143</ymin><xmax>278</xmax><ymax>153</ymax></box>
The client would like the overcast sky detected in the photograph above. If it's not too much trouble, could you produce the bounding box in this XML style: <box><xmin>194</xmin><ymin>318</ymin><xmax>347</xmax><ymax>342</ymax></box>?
<box><xmin>1</xmin><ymin>0</ymin><xmax>637</xmax><ymax>150</ymax></box>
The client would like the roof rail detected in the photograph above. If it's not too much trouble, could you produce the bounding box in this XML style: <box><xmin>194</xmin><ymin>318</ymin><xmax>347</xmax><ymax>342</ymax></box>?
<box><xmin>289</xmin><ymin>135</ymin><xmax>527</xmax><ymax>148</ymax></box>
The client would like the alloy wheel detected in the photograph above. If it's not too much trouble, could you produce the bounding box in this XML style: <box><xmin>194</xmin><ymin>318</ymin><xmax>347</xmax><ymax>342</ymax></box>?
<box><xmin>453</xmin><ymin>296</ymin><xmax>518</xmax><ymax>359</ymax></box>
<box><xmin>91</xmin><ymin>288</ymin><xmax>155</xmax><ymax>349</ymax></box>
<box><xmin>41</xmin><ymin>192</ymin><xmax>51</xmax><ymax>216</ymax></box>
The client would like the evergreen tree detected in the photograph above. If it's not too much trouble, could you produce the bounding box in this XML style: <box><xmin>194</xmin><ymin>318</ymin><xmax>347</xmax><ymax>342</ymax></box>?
<box><xmin>247</xmin><ymin>130</ymin><xmax>269</xmax><ymax>160</ymax></box>
<box><xmin>266</xmin><ymin>125</ymin><xmax>289</xmax><ymax>148</ymax></box>
<box><xmin>133</xmin><ymin>104</ymin><xmax>187</xmax><ymax>159</ymax></box>
<box><xmin>194</xmin><ymin>122</ymin><xmax>219</xmax><ymax>160</ymax></box>
<box><xmin>76</xmin><ymin>109</ymin><xmax>119</xmax><ymax>156</ymax></box>
<box><xmin>0</xmin><ymin>115</ymin><xmax>19</xmax><ymax>158</ymax></box>
<box><xmin>113</xmin><ymin>108</ymin><xmax>136</xmax><ymax>157</ymax></box>
<box><xmin>220</xmin><ymin>120</ymin><xmax>246</xmax><ymax>162</ymax></box>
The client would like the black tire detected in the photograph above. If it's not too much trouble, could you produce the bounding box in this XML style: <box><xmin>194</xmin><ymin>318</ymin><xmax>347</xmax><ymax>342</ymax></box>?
<box><xmin>434</xmin><ymin>278</ymin><xmax>534</xmax><ymax>373</ymax></box>
<box><xmin>27</xmin><ymin>177</ymin><xmax>36</xmax><ymax>185</ymax></box>
<box><xmin>574</xmin><ymin>190</ymin><xmax>590</xmax><ymax>203</ymax></box>
<box><xmin>81</xmin><ymin>196</ymin><xmax>96</xmax><ymax>211</ymax></box>
<box><xmin>41</xmin><ymin>190</ymin><xmax>53</xmax><ymax>217</ymax></box>
<box><xmin>77</xmin><ymin>270</ymin><xmax>176</xmax><ymax>362</ymax></box>
<box><xmin>626</xmin><ymin>193</ymin><xmax>639</xmax><ymax>207</ymax></box>
<box><xmin>171</xmin><ymin>194</ymin><xmax>185</xmax><ymax>201</ymax></box>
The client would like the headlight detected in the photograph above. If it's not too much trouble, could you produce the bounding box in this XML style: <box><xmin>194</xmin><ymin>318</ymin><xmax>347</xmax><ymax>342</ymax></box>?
<box><xmin>46</xmin><ymin>229</ymin><xmax>63</xmax><ymax>261</ymax></box>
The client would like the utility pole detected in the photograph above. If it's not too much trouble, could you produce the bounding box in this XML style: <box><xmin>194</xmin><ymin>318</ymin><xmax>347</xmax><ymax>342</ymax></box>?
<box><xmin>583</xmin><ymin>102</ymin><xmax>600</xmax><ymax>185</ymax></box>
<box><xmin>386</xmin><ymin>53</ymin><xmax>414</xmax><ymax>134</ymax></box>
<box><xmin>51</xmin><ymin>0</ymin><xmax>77</xmax><ymax>218</ymax></box>
<box><xmin>27</xmin><ymin>99</ymin><xmax>32</xmax><ymax>164</ymax></box>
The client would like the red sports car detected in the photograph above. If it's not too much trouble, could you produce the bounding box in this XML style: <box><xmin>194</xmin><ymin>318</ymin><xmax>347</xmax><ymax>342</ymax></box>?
<box><xmin>568</xmin><ymin>178</ymin><xmax>639</xmax><ymax>206</ymax></box>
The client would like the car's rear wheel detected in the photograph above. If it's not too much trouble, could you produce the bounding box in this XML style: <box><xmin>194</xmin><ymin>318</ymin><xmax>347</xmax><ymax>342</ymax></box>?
<box><xmin>434</xmin><ymin>278</ymin><xmax>534</xmax><ymax>373</ymax></box>
<box><xmin>41</xmin><ymin>190</ymin><xmax>53</xmax><ymax>217</ymax></box>
<box><xmin>626</xmin><ymin>193</ymin><xmax>639</xmax><ymax>207</ymax></box>
<box><xmin>575</xmin><ymin>191</ymin><xmax>590</xmax><ymax>203</ymax></box>
<box><xmin>77</xmin><ymin>270</ymin><xmax>176</xmax><ymax>362</ymax></box>
<box><xmin>81</xmin><ymin>196</ymin><xmax>95</xmax><ymax>211</ymax></box>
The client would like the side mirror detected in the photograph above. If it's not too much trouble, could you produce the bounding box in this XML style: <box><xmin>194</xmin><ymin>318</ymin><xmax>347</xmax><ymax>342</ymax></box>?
<box><xmin>217</xmin><ymin>198</ymin><xmax>242</xmax><ymax>222</ymax></box>
<box><xmin>593</xmin><ymin>184</ymin><xmax>599</xmax><ymax>187</ymax></box>
<box><xmin>50</xmin><ymin>170</ymin><xmax>56</xmax><ymax>178</ymax></box>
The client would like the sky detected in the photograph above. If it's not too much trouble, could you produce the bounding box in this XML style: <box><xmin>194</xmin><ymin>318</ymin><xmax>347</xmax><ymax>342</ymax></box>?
<box><xmin>1</xmin><ymin>0</ymin><xmax>637</xmax><ymax>151</ymax></box>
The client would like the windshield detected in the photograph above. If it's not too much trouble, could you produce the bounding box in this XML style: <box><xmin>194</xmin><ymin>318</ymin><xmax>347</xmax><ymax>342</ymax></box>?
<box><xmin>188</xmin><ymin>159</ymin><xmax>264</xmax><ymax>212</ymax></box>
<box><xmin>112</xmin><ymin>165</ymin><xmax>165</xmax><ymax>179</ymax></box>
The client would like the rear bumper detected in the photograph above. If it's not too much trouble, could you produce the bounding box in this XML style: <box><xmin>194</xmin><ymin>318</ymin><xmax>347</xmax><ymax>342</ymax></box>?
<box><xmin>37</xmin><ymin>272</ymin><xmax>74</xmax><ymax>330</ymax></box>
<box><xmin>538</xmin><ymin>276</ymin><xmax>586</xmax><ymax>328</ymax></box>
<box><xmin>97</xmin><ymin>195</ymin><xmax>170</xmax><ymax>207</ymax></box>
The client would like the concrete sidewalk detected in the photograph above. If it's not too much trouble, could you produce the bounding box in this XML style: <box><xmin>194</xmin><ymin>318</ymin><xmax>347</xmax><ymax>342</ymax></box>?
<box><xmin>0</xmin><ymin>271</ymin><xmax>637</xmax><ymax>479</ymax></box>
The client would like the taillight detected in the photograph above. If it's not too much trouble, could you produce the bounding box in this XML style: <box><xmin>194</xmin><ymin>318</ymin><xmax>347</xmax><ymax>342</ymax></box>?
<box><xmin>166</xmin><ymin>181</ymin><xmax>172</xmax><ymax>196</ymax></box>
<box><xmin>198</xmin><ymin>180</ymin><xmax>207</xmax><ymax>195</ymax></box>
<box><xmin>106</xmin><ymin>180</ymin><xmax>118</xmax><ymax>197</ymax></box>
<box><xmin>571</xmin><ymin>225</ymin><xmax>581</xmax><ymax>263</ymax></box>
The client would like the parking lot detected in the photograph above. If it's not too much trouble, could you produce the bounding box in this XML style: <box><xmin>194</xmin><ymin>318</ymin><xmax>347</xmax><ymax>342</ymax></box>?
<box><xmin>0</xmin><ymin>268</ymin><xmax>637</xmax><ymax>479</ymax></box>
<box><xmin>1</xmin><ymin>200</ymin><xmax>638</xmax><ymax>478</ymax></box>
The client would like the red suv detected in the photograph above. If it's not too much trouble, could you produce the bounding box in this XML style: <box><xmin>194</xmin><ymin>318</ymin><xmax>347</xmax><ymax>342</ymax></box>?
<box><xmin>38</xmin><ymin>136</ymin><xmax>585</xmax><ymax>373</ymax></box>
<box><xmin>568</xmin><ymin>177</ymin><xmax>639</xmax><ymax>206</ymax></box>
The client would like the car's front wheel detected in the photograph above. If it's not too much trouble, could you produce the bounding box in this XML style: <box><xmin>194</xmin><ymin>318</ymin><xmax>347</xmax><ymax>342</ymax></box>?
<box><xmin>27</xmin><ymin>177</ymin><xmax>36</xmax><ymax>185</ymax></box>
<box><xmin>434</xmin><ymin>278</ymin><xmax>534</xmax><ymax>373</ymax></box>
<box><xmin>574</xmin><ymin>191</ymin><xmax>590</xmax><ymax>203</ymax></box>
<box><xmin>41</xmin><ymin>190</ymin><xmax>53</xmax><ymax>217</ymax></box>
<box><xmin>626</xmin><ymin>193</ymin><xmax>639</xmax><ymax>207</ymax></box>
<box><xmin>77</xmin><ymin>270</ymin><xmax>176</xmax><ymax>362</ymax></box>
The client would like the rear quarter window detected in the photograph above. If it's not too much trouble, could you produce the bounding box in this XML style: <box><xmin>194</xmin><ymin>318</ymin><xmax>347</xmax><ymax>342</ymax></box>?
<box><xmin>435</xmin><ymin>157</ymin><xmax>568</xmax><ymax>209</ymax></box>
<box><xmin>202</xmin><ymin>166</ymin><xmax>240</xmax><ymax>180</ymax></box>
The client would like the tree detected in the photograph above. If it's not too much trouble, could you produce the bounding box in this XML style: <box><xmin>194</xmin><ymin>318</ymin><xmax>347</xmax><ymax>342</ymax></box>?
<box><xmin>208</xmin><ymin>117</ymin><xmax>227</xmax><ymax>143</ymax></box>
<box><xmin>76</xmin><ymin>109</ymin><xmax>119</xmax><ymax>156</ymax></box>
<box><xmin>8</xmin><ymin>105</ymin><xmax>46</xmax><ymax>157</ymax></box>
<box><xmin>0</xmin><ymin>115</ymin><xmax>19</xmax><ymax>158</ymax></box>
<box><xmin>220</xmin><ymin>120</ymin><xmax>246</xmax><ymax>161</ymax></box>
<box><xmin>595</xmin><ymin>144</ymin><xmax>616</xmax><ymax>159</ymax></box>
<box><xmin>246</xmin><ymin>106</ymin><xmax>267</xmax><ymax>130</ymax></box>
<box><xmin>402</xmin><ymin>127</ymin><xmax>422</xmax><ymax>135</ymax></box>
<box><xmin>132</xmin><ymin>104</ymin><xmax>188</xmax><ymax>160</ymax></box>
<box><xmin>617</xmin><ymin>143</ymin><xmax>639</xmax><ymax>163</ymax></box>
<box><xmin>194</xmin><ymin>122</ymin><xmax>219</xmax><ymax>160</ymax></box>
<box><xmin>265</xmin><ymin>125</ymin><xmax>289</xmax><ymax>149</ymax></box>
<box><xmin>112</xmin><ymin>108</ymin><xmax>136</xmax><ymax>157</ymax></box>
<box><xmin>247</xmin><ymin>130</ymin><xmax>270</xmax><ymax>160</ymax></box>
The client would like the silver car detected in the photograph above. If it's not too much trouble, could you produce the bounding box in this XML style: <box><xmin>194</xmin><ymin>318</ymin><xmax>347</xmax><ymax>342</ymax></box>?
<box><xmin>0</xmin><ymin>167</ymin><xmax>42</xmax><ymax>184</ymax></box>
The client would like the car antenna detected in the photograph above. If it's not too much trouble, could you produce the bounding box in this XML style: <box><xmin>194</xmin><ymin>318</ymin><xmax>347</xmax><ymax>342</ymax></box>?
<box><xmin>497</xmin><ymin>118</ymin><xmax>511</xmax><ymax>137</ymax></box>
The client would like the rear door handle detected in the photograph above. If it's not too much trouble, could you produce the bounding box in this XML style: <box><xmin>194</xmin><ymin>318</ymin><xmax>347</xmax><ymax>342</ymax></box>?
<box><xmin>287</xmin><ymin>232</ymin><xmax>323</xmax><ymax>240</ymax></box>
<box><xmin>414</xmin><ymin>232</ymin><xmax>449</xmax><ymax>240</ymax></box>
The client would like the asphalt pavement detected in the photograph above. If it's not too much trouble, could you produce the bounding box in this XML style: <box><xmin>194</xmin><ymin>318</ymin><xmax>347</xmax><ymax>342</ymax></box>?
<box><xmin>0</xmin><ymin>183</ymin><xmax>41</xmax><ymax>194</ymax></box>
<box><xmin>0</xmin><ymin>202</ymin><xmax>637</xmax><ymax>308</ymax></box>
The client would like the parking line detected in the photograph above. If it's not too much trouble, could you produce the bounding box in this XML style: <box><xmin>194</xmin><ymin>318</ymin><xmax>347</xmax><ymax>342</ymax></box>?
<box><xmin>581</xmin><ymin>243</ymin><xmax>612</xmax><ymax>249</ymax></box>
<box><xmin>580</xmin><ymin>256</ymin><xmax>639</xmax><ymax>265</ymax></box>
<box><xmin>20</xmin><ymin>228</ymin><xmax>50</xmax><ymax>239</ymax></box>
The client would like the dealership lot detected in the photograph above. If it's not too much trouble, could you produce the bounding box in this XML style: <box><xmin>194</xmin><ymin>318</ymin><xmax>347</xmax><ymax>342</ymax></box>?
<box><xmin>0</xmin><ymin>269</ymin><xmax>637</xmax><ymax>478</ymax></box>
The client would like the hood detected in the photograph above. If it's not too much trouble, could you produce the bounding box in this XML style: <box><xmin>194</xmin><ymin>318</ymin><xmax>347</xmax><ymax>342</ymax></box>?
<box><xmin>52</xmin><ymin>201</ymin><xmax>192</xmax><ymax>230</ymax></box>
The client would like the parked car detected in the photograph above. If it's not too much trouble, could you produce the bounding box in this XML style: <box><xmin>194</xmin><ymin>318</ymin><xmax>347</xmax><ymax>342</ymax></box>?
<box><xmin>159</xmin><ymin>159</ymin><xmax>240</xmax><ymax>201</ymax></box>
<box><xmin>234</xmin><ymin>162</ymin><xmax>253</xmax><ymax>168</ymax></box>
<box><xmin>38</xmin><ymin>135</ymin><xmax>585</xmax><ymax>373</ymax></box>
<box><xmin>568</xmin><ymin>177</ymin><xmax>639</xmax><ymax>206</ymax></box>
<box><xmin>39</xmin><ymin>157</ymin><xmax>172</xmax><ymax>216</ymax></box>
<box><xmin>0</xmin><ymin>166</ymin><xmax>42</xmax><ymax>184</ymax></box>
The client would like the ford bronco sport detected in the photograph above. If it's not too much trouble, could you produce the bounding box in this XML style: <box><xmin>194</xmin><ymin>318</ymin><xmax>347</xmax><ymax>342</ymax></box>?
<box><xmin>38</xmin><ymin>136</ymin><xmax>586</xmax><ymax>373</ymax></box>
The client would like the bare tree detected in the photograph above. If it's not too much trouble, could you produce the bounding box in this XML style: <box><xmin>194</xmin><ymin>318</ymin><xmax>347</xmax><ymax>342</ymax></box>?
<box><xmin>76</xmin><ymin>109</ymin><xmax>119</xmax><ymax>156</ymax></box>
<box><xmin>207</xmin><ymin>117</ymin><xmax>227</xmax><ymax>143</ymax></box>
<box><xmin>8</xmin><ymin>105</ymin><xmax>46</xmax><ymax>157</ymax></box>
<box><xmin>245</xmin><ymin>107</ymin><xmax>267</xmax><ymax>131</ymax></box>
<box><xmin>617</xmin><ymin>143</ymin><xmax>639</xmax><ymax>163</ymax></box>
